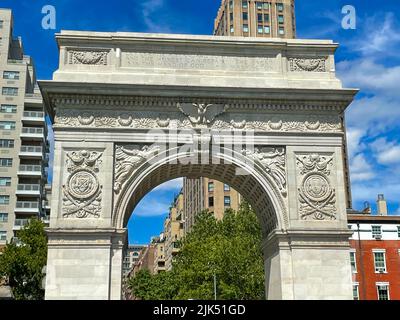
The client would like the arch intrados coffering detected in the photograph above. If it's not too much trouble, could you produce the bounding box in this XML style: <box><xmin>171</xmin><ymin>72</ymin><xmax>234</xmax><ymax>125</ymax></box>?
<box><xmin>114</xmin><ymin>148</ymin><xmax>285</xmax><ymax>237</ymax></box>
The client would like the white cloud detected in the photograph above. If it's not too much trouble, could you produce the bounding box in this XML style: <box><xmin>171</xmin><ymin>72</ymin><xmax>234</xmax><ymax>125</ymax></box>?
<box><xmin>134</xmin><ymin>198</ymin><xmax>172</xmax><ymax>217</ymax></box>
<box><xmin>351</xmin><ymin>13</ymin><xmax>400</xmax><ymax>56</ymax></box>
<box><xmin>346</xmin><ymin>127</ymin><xmax>365</xmax><ymax>158</ymax></box>
<box><xmin>153</xmin><ymin>178</ymin><xmax>183</xmax><ymax>192</ymax></box>
<box><xmin>349</xmin><ymin>154</ymin><xmax>375</xmax><ymax>182</ymax></box>
<box><xmin>370</xmin><ymin>138</ymin><xmax>400</xmax><ymax>165</ymax></box>
<box><xmin>141</xmin><ymin>0</ymin><xmax>172</xmax><ymax>33</ymax></box>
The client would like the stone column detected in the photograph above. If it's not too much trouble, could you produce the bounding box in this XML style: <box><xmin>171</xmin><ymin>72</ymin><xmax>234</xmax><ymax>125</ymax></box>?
<box><xmin>263</xmin><ymin>229</ymin><xmax>353</xmax><ymax>300</ymax></box>
<box><xmin>45</xmin><ymin>228</ymin><xmax>126</xmax><ymax>300</ymax></box>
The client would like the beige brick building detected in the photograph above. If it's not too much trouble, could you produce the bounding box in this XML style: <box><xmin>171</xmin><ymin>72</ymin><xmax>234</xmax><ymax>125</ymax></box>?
<box><xmin>0</xmin><ymin>9</ymin><xmax>50</xmax><ymax>245</ymax></box>
<box><xmin>164</xmin><ymin>192</ymin><xmax>184</xmax><ymax>271</ymax></box>
<box><xmin>183</xmin><ymin>178</ymin><xmax>242</xmax><ymax>234</ymax></box>
<box><xmin>214</xmin><ymin>0</ymin><xmax>296</xmax><ymax>38</ymax></box>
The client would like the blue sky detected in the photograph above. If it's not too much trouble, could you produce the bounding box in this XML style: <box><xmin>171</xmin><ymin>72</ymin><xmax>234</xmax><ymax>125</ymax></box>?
<box><xmin>3</xmin><ymin>0</ymin><xmax>399</xmax><ymax>243</ymax></box>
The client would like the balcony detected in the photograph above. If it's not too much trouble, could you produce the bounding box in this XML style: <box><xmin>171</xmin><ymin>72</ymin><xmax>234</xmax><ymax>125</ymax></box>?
<box><xmin>43</xmin><ymin>200</ymin><xmax>51</xmax><ymax>210</ymax></box>
<box><xmin>22</xmin><ymin>111</ymin><xmax>45</xmax><ymax>124</ymax></box>
<box><xmin>13</xmin><ymin>218</ymin><xmax>31</xmax><ymax>230</ymax></box>
<box><xmin>19</xmin><ymin>146</ymin><xmax>43</xmax><ymax>158</ymax></box>
<box><xmin>15</xmin><ymin>201</ymin><xmax>40</xmax><ymax>214</ymax></box>
<box><xmin>20</xmin><ymin>127</ymin><xmax>45</xmax><ymax>141</ymax></box>
<box><xmin>16</xmin><ymin>184</ymin><xmax>41</xmax><ymax>196</ymax></box>
<box><xmin>17</xmin><ymin>164</ymin><xmax>42</xmax><ymax>177</ymax></box>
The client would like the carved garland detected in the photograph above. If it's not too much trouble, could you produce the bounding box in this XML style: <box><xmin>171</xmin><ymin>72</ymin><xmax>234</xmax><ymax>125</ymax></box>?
<box><xmin>289</xmin><ymin>57</ymin><xmax>327</xmax><ymax>72</ymax></box>
<box><xmin>54</xmin><ymin>110</ymin><xmax>342</xmax><ymax>133</ymax></box>
<box><xmin>62</xmin><ymin>150</ymin><xmax>103</xmax><ymax>218</ymax></box>
<box><xmin>296</xmin><ymin>153</ymin><xmax>336</xmax><ymax>221</ymax></box>
<box><xmin>68</xmin><ymin>50</ymin><xmax>109</xmax><ymax>65</ymax></box>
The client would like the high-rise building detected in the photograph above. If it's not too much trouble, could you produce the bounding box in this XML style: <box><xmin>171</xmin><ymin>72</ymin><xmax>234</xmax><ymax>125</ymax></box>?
<box><xmin>348</xmin><ymin>195</ymin><xmax>400</xmax><ymax>300</ymax></box>
<box><xmin>0</xmin><ymin>9</ymin><xmax>50</xmax><ymax>245</ymax></box>
<box><xmin>213</xmin><ymin>0</ymin><xmax>296</xmax><ymax>38</ymax></box>
<box><xmin>164</xmin><ymin>192</ymin><xmax>184</xmax><ymax>271</ymax></box>
<box><xmin>183</xmin><ymin>178</ymin><xmax>242</xmax><ymax>234</ymax></box>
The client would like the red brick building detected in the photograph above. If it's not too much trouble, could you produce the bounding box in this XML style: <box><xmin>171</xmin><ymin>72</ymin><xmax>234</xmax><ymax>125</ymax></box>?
<box><xmin>348</xmin><ymin>197</ymin><xmax>400</xmax><ymax>300</ymax></box>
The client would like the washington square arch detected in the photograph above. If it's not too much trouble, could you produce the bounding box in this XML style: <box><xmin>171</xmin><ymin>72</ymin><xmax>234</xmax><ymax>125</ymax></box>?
<box><xmin>38</xmin><ymin>30</ymin><xmax>358</xmax><ymax>300</ymax></box>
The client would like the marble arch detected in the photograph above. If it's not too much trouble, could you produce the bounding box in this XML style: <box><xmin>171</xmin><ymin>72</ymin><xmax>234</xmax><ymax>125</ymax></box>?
<box><xmin>39</xmin><ymin>31</ymin><xmax>358</xmax><ymax>300</ymax></box>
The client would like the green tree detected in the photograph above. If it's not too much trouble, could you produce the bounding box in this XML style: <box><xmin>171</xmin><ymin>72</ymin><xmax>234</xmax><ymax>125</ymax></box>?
<box><xmin>0</xmin><ymin>218</ymin><xmax>47</xmax><ymax>300</ymax></box>
<box><xmin>128</xmin><ymin>202</ymin><xmax>265</xmax><ymax>300</ymax></box>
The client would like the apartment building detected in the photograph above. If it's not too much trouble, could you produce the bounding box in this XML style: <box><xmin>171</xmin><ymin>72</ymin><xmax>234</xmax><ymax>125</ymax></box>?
<box><xmin>214</xmin><ymin>0</ymin><xmax>296</xmax><ymax>38</ymax></box>
<box><xmin>122</xmin><ymin>244</ymin><xmax>147</xmax><ymax>277</ymax></box>
<box><xmin>164</xmin><ymin>192</ymin><xmax>184</xmax><ymax>271</ymax></box>
<box><xmin>0</xmin><ymin>9</ymin><xmax>50</xmax><ymax>245</ymax></box>
<box><xmin>348</xmin><ymin>195</ymin><xmax>400</xmax><ymax>300</ymax></box>
<box><xmin>183</xmin><ymin>178</ymin><xmax>241</xmax><ymax>234</ymax></box>
<box><xmin>153</xmin><ymin>233</ymin><xmax>166</xmax><ymax>274</ymax></box>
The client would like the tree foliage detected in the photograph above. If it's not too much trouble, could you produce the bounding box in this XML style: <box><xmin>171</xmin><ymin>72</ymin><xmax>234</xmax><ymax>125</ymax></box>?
<box><xmin>128</xmin><ymin>202</ymin><xmax>265</xmax><ymax>300</ymax></box>
<box><xmin>0</xmin><ymin>218</ymin><xmax>47</xmax><ymax>300</ymax></box>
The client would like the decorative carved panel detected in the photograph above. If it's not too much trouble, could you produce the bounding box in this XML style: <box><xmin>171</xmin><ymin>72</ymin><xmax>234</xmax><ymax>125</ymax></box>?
<box><xmin>68</xmin><ymin>50</ymin><xmax>109</xmax><ymax>65</ymax></box>
<box><xmin>289</xmin><ymin>57</ymin><xmax>327</xmax><ymax>72</ymax></box>
<box><xmin>62</xmin><ymin>150</ymin><xmax>103</xmax><ymax>218</ymax></box>
<box><xmin>296</xmin><ymin>153</ymin><xmax>337</xmax><ymax>221</ymax></box>
<box><xmin>114</xmin><ymin>145</ymin><xmax>161</xmax><ymax>194</ymax></box>
<box><xmin>242</xmin><ymin>147</ymin><xmax>287</xmax><ymax>197</ymax></box>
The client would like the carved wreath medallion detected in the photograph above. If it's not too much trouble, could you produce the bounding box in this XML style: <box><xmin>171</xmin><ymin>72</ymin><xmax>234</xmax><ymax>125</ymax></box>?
<box><xmin>62</xmin><ymin>150</ymin><xmax>103</xmax><ymax>219</ymax></box>
<box><xmin>297</xmin><ymin>153</ymin><xmax>336</xmax><ymax>221</ymax></box>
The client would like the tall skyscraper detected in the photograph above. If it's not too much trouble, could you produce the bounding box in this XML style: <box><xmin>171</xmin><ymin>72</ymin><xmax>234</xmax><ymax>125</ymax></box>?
<box><xmin>183</xmin><ymin>178</ymin><xmax>242</xmax><ymax>234</ymax></box>
<box><xmin>0</xmin><ymin>9</ymin><xmax>50</xmax><ymax>246</ymax></box>
<box><xmin>214</xmin><ymin>0</ymin><xmax>296</xmax><ymax>38</ymax></box>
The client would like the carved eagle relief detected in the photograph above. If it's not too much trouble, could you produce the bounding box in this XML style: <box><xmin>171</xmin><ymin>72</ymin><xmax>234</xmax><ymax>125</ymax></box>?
<box><xmin>177</xmin><ymin>103</ymin><xmax>228</xmax><ymax>126</ymax></box>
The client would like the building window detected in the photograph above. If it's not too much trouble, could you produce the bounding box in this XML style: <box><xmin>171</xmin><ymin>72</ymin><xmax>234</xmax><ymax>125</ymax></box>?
<box><xmin>0</xmin><ymin>159</ymin><xmax>12</xmax><ymax>167</ymax></box>
<box><xmin>0</xmin><ymin>231</ymin><xmax>6</xmax><ymax>241</ymax></box>
<box><xmin>279</xmin><ymin>27</ymin><xmax>285</xmax><ymax>35</ymax></box>
<box><xmin>264</xmin><ymin>14</ymin><xmax>270</xmax><ymax>22</ymax></box>
<box><xmin>377</xmin><ymin>284</ymin><xmax>390</xmax><ymax>300</ymax></box>
<box><xmin>373</xmin><ymin>251</ymin><xmax>387</xmax><ymax>273</ymax></box>
<box><xmin>277</xmin><ymin>3</ymin><xmax>284</xmax><ymax>12</ymax></box>
<box><xmin>372</xmin><ymin>225</ymin><xmax>382</xmax><ymax>239</ymax></box>
<box><xmin>2</xmin><ymin>87</ymin><xmax>18</xmax><ymax>96</ymax></box>
<box><xmin>264</xmin><ymin>26</ymin><xmax>270</xmax><ymax>34</ymax></box>
<box><xmin>0</xmin><ymin>140</ymin><xmax>14</xmax><ymax>148</ymax></box>
<box><xmin>209</xmin><ymin>197</ymin><xmax>214</xmax><ymax>207</ymax></box>
<box><xmin>258</xmin><ymin>25</ymin><xmax>263</xmax><ymax>33</ymax></box>
<box><xmin>0</xmin><ymin>104</ymin><xmax>17</xmax><ymax>113</ymax></box>
<box><xmin>242</xmin><ymin>12</ymin><xmax>248</xmax><ymax>20</ymax></box>
<box><xmin>0</xmin><ymin>177</ymin><xmax>11</xmax><ymax>187</ymax></box>
<box><xmin>243</xmin><ymin>24</ymin><xmax>249</xmax><ymax>32</ymax></box>
<box><xmin>3</xmin><ymin>71</ymin><xmax>20</xmax><ymax>80</ymax></box>
<box><xmin>278</xmin><ymin>15</ymin><xmax>284</xmax><ymax>23</ymax></box>
<box><xmin>224</xmin><ymin>184</ymin><xmax>230</xmax><ymax>191</ymax></box>
<box><xmin>242</xmin><ymin>1</ymin><xmax>248</xmax><ymax>9</ymax></box>
<box><xmin>224</xmin><ymin>196</ymin><xmax>231</xmax><ymax>207</ymax></box>
<box><xmin>208</xmin><ymin>182</ymin><xmax>214</xmax><ymax>192</ymax></box>
<box><xmin>258</xmin><ymin>13</ymin><xmax>263</xmax><ymax>22</ymax></box>
<box><xmin>0</xmin><ymin>121</ymin><xmax>16</xmax><ymax>130</ymax></box>
<box><xmin>353</xmin><ymin>284</ymin><xmax>359</xmax><ymax>300</ymax></box>
<box><xmin>0</xmin><ymin>213</ymin><xmax>8</xmax><ymax>223</ymax></box>
<box><xmin>350</xmin><ymin>251</ymin><xmax>357</xmax><ymax>273</ymax></box>
<box><xmin>0</xmin><ymin>196</ymin><xmax>10</xmax><ymax>205</ymax></box>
